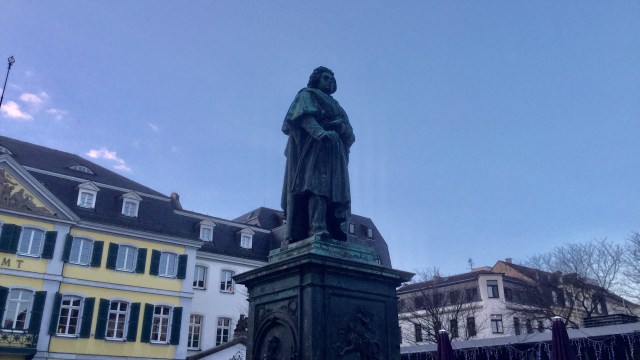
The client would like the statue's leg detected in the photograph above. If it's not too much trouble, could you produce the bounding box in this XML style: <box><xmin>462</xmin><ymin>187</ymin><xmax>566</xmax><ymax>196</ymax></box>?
<box><xmin>308</xmin><ymin>195</ymin><xmax>329</xmax><ymax>239</ymax></box>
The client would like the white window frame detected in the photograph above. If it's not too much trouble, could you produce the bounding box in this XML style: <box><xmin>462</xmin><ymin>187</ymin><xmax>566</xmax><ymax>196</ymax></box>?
<box><xmin>106</xmin><ymin>300</ymin><xmax>129</xmax><ymax>340</ymax></box>
<box><xmin>199</xmin><ymin>220</ymin><xmax>215</xmax><ymax>242</ymax></box>
<box><xmin>491</xmin><ymin>314</ymin><xmax>504</xmax><ymax>334</ymax></box>
<box><xmin>76</xmin><ymin>182</ymin><xmax>99</xmax><ymax>209</ymax></box>
<box><xmin>215</xmin><ymin>317</ymin><xmax>232</xmax><ymax>346</ymax></box>
<box><xmin>193</xmin><ymin>265</ymin><xmax>207</xmax><ymax>289</ymax></box>
<box><xmin>17</xmin><ymin>227</ymin><xmax>45</xmax><ymax>257</ymax></box>
<box><xmin>151</xmin><ymin>305</ymin><xmax>172</xmax><ymax>344</ymax></box>
<box><xmin>56</xmin><ymin>295</ymin><xmax>83</xmax><ymax>336</ymax></box>
<box><xmin>239</xmin><ymin>228</ymin><xmax>254</xmax><ymax>249</ymax></box>
<box><xmin>69</xmin><ymin>237</ymin><xmax>94</xmax><ymax>265</ymax></box>
<box><xmin>188</xmin><ymin>314</ymin><xmax>204</xmax><ymax>350</ymax></box>
<box><xmin>2</xmin><ymin>288</ymin><xmax>33</xmax><ymax>330</ymax></box>
<box><xmin>116</xmin><ymin>245</ymin><xmax>137</xmax><ymax>272</ymax></box>
<box><xmin>158</xmin><ymin>252</ymin><xmax>178</xmax><ymax>278</ymax></box>
<box><xmin>220</xmin><ymin>270</ymin><xmax>235</xmax><ymax>293</ymax></box>
<box><xmin>120</xmin><ymin>192</ymin><xmax>142</xmax><ymax>217</ymax></box>
<box><xmin>487</xmin><ymin>280</ymin><xmax>499</xmax><ymax>298</ymax></box>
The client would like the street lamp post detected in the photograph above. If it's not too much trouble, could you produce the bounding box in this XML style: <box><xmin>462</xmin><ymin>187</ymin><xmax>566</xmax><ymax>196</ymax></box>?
<box><xmin>0</xmin><ymin>56</ymin><xmax>16</xmax><ymax>110</ymax></box>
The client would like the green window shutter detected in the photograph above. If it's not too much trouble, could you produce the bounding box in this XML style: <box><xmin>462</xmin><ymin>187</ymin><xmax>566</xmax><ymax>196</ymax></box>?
<box><xmin>135</xmin><ymin>248</ymin><xmax>147</xmax><ymax>274</ymax></box>
<box><xmin>0</xmin><ymin>286</ymin><xmax>8</xmax><ymax>322</ymax></box>
<box><xmin>176</xmin><ymin>254</ymin><xmax>188</xmax><ymax>280</ymax></box>
<box><xmin>79</xmin><ymin>297</ymin><xmax>95</xmax><ymax>338</ymax></box>
<box><xmin>169</xmin><ymin>307</ymin><xmax>183</xmax><ymax>345</ymax></box>
<box><xmin>29</xmin><ymin>291</ymin><xmax>47</xmax><ymax>333</ymax></box>
<box><xmin>49</xmin><ymin>292</ymin><xmax>63</xmax><ymax>335</ymax></box>
<box><xmin>140</xmin><ymin>303</ymin><xmax>154</xmax><ymax>343</ymax></box>
<box><xmin>90</xmin><ymin>241</ymin><xmax>104</xmax><ymax>267</ymax></box>
<box><xmin>149</xmin><ymin>250</ymin><xmax>160</xmax><ymax>276</ymax></box>
<box><xmin>0</xmin><ymin>224</ymin><xmax>21</xmax><ymax>253</ymax></box>
<box><xmin>106</xmin><ymin>243</ymin><xmax>119</xmax><ymax>270</ymax></box>
<box><xmin>95</xmin><ymin>299</ymin><xmax>110</xmax><ymax>339</ymax></box>
<box><xmin>41</xmin><ymin>231</ymin><xmax>58</xmax><ymax>259</ymax></box>
<box><xmin>62</xmin><ymin>234</ymin><xmax>73</xmax><ymax>262</ymax></box>
<box><xmin>127</xmin><ymin>302</ymin><xmax>141</xmax><ymax>341</ymax></box>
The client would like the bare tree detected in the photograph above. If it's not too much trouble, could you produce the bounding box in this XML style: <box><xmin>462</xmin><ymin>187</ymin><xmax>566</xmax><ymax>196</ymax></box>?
<box><xmin>399</xmin><ymin>270</ymin><xmax>485</xmax><ymax>344</ymax></box>
<box><xmin>622</xmin><ymin>232</ymin><xmax>640</xmax><ymax>308</ymax></box>
<box><xmin>518</xmin><ymin>238</ymin><xmax>627</xmax><ymax>324</ymax></box>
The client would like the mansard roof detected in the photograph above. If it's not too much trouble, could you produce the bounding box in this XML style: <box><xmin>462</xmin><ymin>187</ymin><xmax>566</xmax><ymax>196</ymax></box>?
<box><xmin>397</xmin><ymin>270</ymin><xmax>494</xmax><ymax>294</ymax></box>
<box><xmin>233</xmin><ymin>206</ymin><xmax>393</xmax><ymax>268</ymax></box>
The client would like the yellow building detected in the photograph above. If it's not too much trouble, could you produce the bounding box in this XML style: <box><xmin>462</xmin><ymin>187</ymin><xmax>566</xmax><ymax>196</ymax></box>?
<box><xmin>0</xmin><ymin>136</ymin><xmax>201</xmax><ymax>360</ymax></box>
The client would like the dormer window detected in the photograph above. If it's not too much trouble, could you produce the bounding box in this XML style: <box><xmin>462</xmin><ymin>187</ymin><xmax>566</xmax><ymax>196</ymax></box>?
<box><xmin>348</xmin><ymin>223</ymin><xmax>355</xmax><ymax>235</ymax></box>
<box><xmin>199</xmin><ymin>219</ymin><xmax>216</xmax><ymax>242</ymax></box>
<box><xmin>70</xmin><ymin>165</ymin><xmax>95</xmax><ymax>175</ymax></box>
<box><xmin>238</xmin><ymin>228</ymin><xmax>254</xmax><ymax>249</ymax></box>
<box><xmin>120</xmin><ymin>192</ymin><xmax>142</xmax><ymax>217</ymax></box>
<box><xmin>366</xmin><ymin>227</ymin><xmax>373</xmax><ymax>239</ymax></box>
<box><xmin>0</xmin><ymin>146</ymin><xmax>13</xmax><ymax>155</ymax></box>
<box><xmin>76</xmin><ymin>182</ymin><xmax>99</xmax><ymax>209</ymax></box>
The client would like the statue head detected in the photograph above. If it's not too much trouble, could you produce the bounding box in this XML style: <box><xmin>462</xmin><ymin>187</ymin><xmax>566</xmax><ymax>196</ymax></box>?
<box><xmin>307</xmin><ymin>66</ymin><xmax>337</xmax><ymax>95</ymax></box>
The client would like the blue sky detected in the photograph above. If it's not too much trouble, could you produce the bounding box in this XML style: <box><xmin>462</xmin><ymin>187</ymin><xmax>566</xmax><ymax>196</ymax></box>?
<box><xmin>1</xmin><ymin>1</ymin><xmax>639</xmax><ymax>275</ymax></box>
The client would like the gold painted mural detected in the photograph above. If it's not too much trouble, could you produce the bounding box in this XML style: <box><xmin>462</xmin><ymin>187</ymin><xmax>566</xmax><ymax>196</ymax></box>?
<box><xmin>0</xmin><ymin>167</ymin><xmax>54</xmax><ymax>216</ymax></box>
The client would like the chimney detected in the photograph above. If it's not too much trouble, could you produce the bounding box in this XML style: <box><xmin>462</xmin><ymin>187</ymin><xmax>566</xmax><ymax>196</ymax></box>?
<box><xmin>170</xmin><ymin>192</ymin><xmax>183</xmax><ymax>210</ymax></box>
<box><xmin>505</xmin><ymin>258</ymin><xmax>512</xmax><ymax>264</ymax></box>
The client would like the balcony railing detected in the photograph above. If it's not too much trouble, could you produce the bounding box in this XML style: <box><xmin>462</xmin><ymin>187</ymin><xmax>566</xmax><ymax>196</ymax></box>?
<box><xmin>583</xmin><ymin>314</ymin><xmax>639</xmax><ymax>328</ymax></box>
<box><xmin>0</xmin><ymin>329</ymin><xmax>38</xmax><ymax>350</ymax></box>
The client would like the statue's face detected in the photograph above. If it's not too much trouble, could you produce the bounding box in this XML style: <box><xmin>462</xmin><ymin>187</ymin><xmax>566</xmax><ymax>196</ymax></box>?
<box><xmin>317</xmin><ymin>72</ymin><xmax>336</xmax><ymax>94</ymax></box>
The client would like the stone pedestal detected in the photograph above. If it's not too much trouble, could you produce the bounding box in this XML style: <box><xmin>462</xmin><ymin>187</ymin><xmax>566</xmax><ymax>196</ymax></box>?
<box><xmin>235</xmin><ymin>237</ymin><xmax>413</xmax><ymax>360</ymax></box>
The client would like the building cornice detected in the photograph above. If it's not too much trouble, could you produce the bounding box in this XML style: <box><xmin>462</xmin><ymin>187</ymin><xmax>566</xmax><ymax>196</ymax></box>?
<box><xmin>196</xmin><ymin>251</ymin><xmax>267</xmax><ymax>268</ymax></box>
<box><xmin>173</xmin><ymin>209</ymin><xmax>271</xmax><ymax>234</ymax></box>
<box><xmin>62</xmin><ymin>276</ymin><xmax>194</xmax><ymax>299</ymax></box>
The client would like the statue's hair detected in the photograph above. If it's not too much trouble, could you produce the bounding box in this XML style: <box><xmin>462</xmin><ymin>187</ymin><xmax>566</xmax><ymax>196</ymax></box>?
<box><xmin>307</xmin><ymin>66</ymin><xmax>337</xmax><ymax>94</ymax></box>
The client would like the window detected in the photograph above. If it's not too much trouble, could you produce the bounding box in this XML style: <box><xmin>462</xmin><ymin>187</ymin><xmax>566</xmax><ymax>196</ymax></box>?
<box><xmin>449</xmin><ymin>290</ymin><xmax>459</xmax><ymax>303</ymax></box>
<box><xmin>76</xmin><ymin>182</ymin><xmax>99</xmax><ymax>209</ymax></box>
<box><xmin>220</xmin><ymin>270</ymin><xmax>235</xmax><ymax>293</ymax></box>
<box><xmin>2</xmin><ymin>289</ymin><xmax>33</xmax><ymax>330</ymax></box>
<box><xmin>57</xmin><ymin>296</ymin><xmax>82</xmax><ymax>335</ymax></box>
<box><xmin>18</xmin><ymin>228</ymin><xmax>45</xmax><ymax>257</ymax></box>
<box><xmin>193</xmin><ymin>265</ymin><xmax>207</xmax><ymax>289</ymax></box>
<box><xmin>513</xmin><ymin>317</ymin><xmax>521</xmax><ymax>335</ymax></box>
<box><xmin>78</xmin><ymin>191</ymin><xmax>95</xmax><ymax>208</ymax></box>
<box><xmin>526</xmin><ymin>319</ymin><xmax>534</xmax><ymax>334</ymax></box>
<box><xmin>122</xmin><ymin>200</ymin><xmax>138</xmax><ymax>217</ymax></box>
<box><xmin>70</xmin><ymin>165</ymin><xmax>94</xmax><ymax>174</ymax></box>
<box><xmin>414</xmin><ymin>295</ymin><xmax>425</xmax><ymax>309</ymax></box>
<box><xmin>188</xmin><ymin>314</ymin><xmax>203</xmax><ymax>350</ymax></box>
<box><xmin>216</xmin><ymin>317</ymin><xmax>232</xmax><ymax>346</ymax></box>
<box><xmin>552</xmin><ymin>290</ymin><xmax>559</xmax><ymax>305</ymax></box>
<box><xmin>151</xmin><ymin>305</ymin><xmax>171</xmax><ymax>343</ymax></box>
<box><xmin>466</xmin><ymin>288</ymin><xmax>478</xmax><ymax>302</ymax></box>
<box><xmin>348</xmin><ymin>223</ymin><xmax>355</xmax><ymax>234</ymax></box>
<box><xmin>487</xmin><ymin>280</ymin><xmax>499</xmax><ymax>298</ymax></box>
<box><xmin>450</xmin><ymin>319</ymin><xmax>458</xmax><ymax>338</ymax></box>
<box><xmin>366</xmin><ymin>227</ymin><xmax>373</xmax><ymax>238</ymax></box>
<box><xmin>106</xmin><ymin>301</ymin><xmax>129</xmax><ymax>340</ymax></box>
<box><xmin>200</xmin><ymin>227</ymin><xmax>213</xmax><ymax>242</ymax></box>
<box><xmin>537</xmin><ymin>320</ymin><xmax>544</xmax><ymax>333</ymax></box>
<box><xmin>120</xmin><ymin>192</ymin><xmax>142</xmax><ymax>217</ymax></box>
<box><xmin>466</xmin><ymin>317</ymin><xmax>476</xmax><ymax>337</ymax></box>
<box><xmin>414</xmin><ymin>323</ymin><xmax>423</xmax><ymax>342</ymax></box>
<box><xmin>505</xmin><ymin>287</ymin><xmax>513</xmax><ymax>301</ymax></box>
<box><xmin>240</xmin><ymin>234</ymin><xmax>252</xmax><ymax>249</ymax></box>
<box><xmin>491</xmin><ymin>314</ymin><xmax>504</xmax><ymax>333</ymax></box>
<box><xmin>69</xmin><ymin>238</ymin><xmax>93</xmax><ymax>265</ymax></box>
<box><xmin>158</xmin><ymin>252</ymin><xmax>178</xmax><ymax>277</ymax></box>
<box><xmin>116</xmin><ymin>245</ymin><xmax>137</xmax><ymax>272</ymax></box>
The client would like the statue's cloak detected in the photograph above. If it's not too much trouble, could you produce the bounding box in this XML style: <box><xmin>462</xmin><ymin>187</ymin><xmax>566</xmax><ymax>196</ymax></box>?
<box><xmin>281</xmin><ymin>88</ymin><xmax>355</xmax><ymax>241</ymax></box>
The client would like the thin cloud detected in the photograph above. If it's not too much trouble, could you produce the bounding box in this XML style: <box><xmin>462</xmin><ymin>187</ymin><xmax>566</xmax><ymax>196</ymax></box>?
<box><xmin>86</xmin><ymin>148</ymin><xmax>132</xmax><ymax>172</ymax></box>
<box><xmin>0</xmin><ymin>101</ymin><xmax>33</xmax><ymax>120</ymax></box>
<box><xmin>20</xmin><ymin>92</ymin><xmax>48</xmax><ymax>104</ymax></box>
<box><xmin>46</xmin><ymin>108</ymin><xmax>68</xmax><ymax>120</ymax></box>
<box><xmin>148</xmin><ymin>123</ymin><xmax>159</xmax><ymax>132</ymax></box>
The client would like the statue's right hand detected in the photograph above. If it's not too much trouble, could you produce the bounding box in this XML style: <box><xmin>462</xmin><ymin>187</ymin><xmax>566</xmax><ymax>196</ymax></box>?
<box><xmin>320</xmin><ymin>131</ymin><xmax>340</xmax><ymax>142</ymax></box>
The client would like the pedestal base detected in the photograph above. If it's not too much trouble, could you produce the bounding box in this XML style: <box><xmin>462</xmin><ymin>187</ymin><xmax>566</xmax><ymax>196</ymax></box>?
<box><xmin>235</xmin><ymin>237</ymin><xmax>413</xmax><ymax>360</ymax></box>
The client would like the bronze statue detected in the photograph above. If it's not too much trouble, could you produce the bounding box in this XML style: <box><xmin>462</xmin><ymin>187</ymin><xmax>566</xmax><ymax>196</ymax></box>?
<box><xmin>281</xmin><ymin>66</ymin><xmax>355</xmax><ymax>248</ymax></box>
